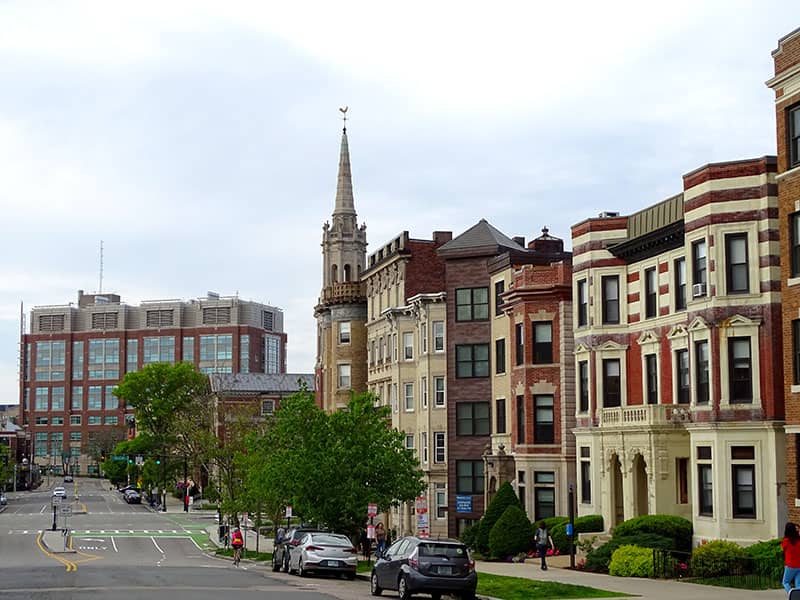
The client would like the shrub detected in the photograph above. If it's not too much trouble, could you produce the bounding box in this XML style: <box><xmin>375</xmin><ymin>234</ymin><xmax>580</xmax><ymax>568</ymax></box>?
<box><xmin>608</xmin><ymin>545</ymin><xmax>655</xmax><ymax>577</ymax></box>
<box><xmin>460</xmin><ymin>521</ymin><xmax>480</xmax><ymax>550</ymax></box>
<box><xmin>585</xmin><ymin>533</ymin><xmax>674</xmax><ymax>573</ymax></box>
<box><xmin>612</xmin><ymin>515</ymin><xmax>693</xmax><ymax>553</ymax></box>
<box><xmin>743</xmin><ymin>539</ymin><xmax>783</xmax><ymax>580</ymax></box>
<box><xmin>476</xmin><ymin>482</ymin><xmax>522</xmax><ymax>554</ymax></box>
<box><xmin>551</xmin><ymin>514</ymin><xmax>605</xmax><ymax>553</ymax></box>
<box><xmin>488</xmin><ymin>505</ymin><xmax>534</xmax><ymax>559</ymax></box>
<box><xmin>690</xmin><ymin>540</ymin><xmax>746</xmax><ymax>578</ymax></box>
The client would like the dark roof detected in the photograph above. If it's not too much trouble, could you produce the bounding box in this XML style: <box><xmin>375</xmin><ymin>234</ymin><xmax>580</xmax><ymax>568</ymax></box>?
<box><xmin>209</xmin><ymin>373</ymin><xmax>315</xmax><ymax>394</ymax></box>
<box><xmin>438</xmin><ymin>219</ymin><xmax>523</xmax><ymax>257</ymax></box>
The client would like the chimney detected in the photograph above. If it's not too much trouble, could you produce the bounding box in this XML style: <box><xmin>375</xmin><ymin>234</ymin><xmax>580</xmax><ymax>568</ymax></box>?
<box><xmin>433</xmin><ymin>231</ymin><xmax>453</xmax><ymax>247</ymax></box>
<box><xmin>512</xmin><ymin>236</ymin><xmax>525</xmax><ymax>247</ymax></box>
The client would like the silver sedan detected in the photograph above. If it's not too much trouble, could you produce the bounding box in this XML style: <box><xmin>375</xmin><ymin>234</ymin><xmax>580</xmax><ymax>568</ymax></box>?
<box><xmin>288</xmin><ymin>532</ymin><xmax>358</xmax><ymax>579</ymax></box>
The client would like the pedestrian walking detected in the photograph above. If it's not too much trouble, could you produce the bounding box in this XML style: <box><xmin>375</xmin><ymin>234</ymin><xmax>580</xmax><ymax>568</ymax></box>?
<box><xmin>360</xmin><ymin>526</ymin><xmax>371</xmax><ymax>560</ymax></box>
<box><xmin>783</xmin><ymin>522</ymin><xmax>800</xmax><ymax>594</ymax></box>
<box><xmin>275</xmin><ymin>525</ymin><xmax>286</xmax><ymax>544</ymax></box>
<box><xmin>375</xmin><ymin>522</ymin><xmax>386</xmax><ymax>554</ymax></box>
<box><xmin>534</xmin><ymin>521</ymin><xmax>554</xmax><ymax>570</ymax></box>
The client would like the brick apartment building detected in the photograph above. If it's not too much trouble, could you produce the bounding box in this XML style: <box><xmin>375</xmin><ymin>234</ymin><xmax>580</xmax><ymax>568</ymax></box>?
<box><xmin>315</xmin><ymin>125</ymin><xmax>368</xmax><ymax>412</ymax></box>
<box><xmin>485</xmin><ymin>228</ymin><xmax>575</xmax><ymax>522</ymax></box>
<box><xmin>572</xmin><ymin>157</ymin><xmax>784</xmax><ymax>544</ymax></box>
<box><xmin>768</xmin><ymin>27</ymin><xmax>800</xmax><ymax>523</ymax></box>
<box><xmin>19</xmin><ymin>290</ymin><xmax>286</xmax><ymax>475</ymax></box>
<box><xmin>363</xmin><ymin>229</ymin><xmax>452</xmax><ymax>538</ymax></box>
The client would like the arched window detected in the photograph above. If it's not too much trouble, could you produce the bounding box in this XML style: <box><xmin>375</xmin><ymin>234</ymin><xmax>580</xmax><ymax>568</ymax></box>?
<box><xmin>331</xmin><ymin>264</ymin><xmax>338</xmax><ymax>283</ymax></box>
<box><xmin>344</xmin><ymin>264</ymin><xmax>352</xmax><ymax>282</ymax></box>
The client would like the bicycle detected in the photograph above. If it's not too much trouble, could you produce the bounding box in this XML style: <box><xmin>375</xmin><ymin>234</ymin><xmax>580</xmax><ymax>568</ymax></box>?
<box><xmin>233</xmin><ymin>544</ymin><xmax>243</xmax><ymax>566</ymax></box>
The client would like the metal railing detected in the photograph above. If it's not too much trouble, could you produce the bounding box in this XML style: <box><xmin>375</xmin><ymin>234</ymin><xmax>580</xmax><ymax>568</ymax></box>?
<box><xmin>652</xmin><ymin>549</ymin><xmax>782</xmax><ymax>589</ymax></box>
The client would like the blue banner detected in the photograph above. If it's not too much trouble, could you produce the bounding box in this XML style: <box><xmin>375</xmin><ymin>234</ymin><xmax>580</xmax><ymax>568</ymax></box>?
<box><xmin>455</xmin><ymin>495</ymin><xmax>473</xmax><ymax>513</ymax></box>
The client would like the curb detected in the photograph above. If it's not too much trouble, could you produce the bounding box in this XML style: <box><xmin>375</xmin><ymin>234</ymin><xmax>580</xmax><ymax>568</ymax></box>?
<box><xmin>39</xmin><ymin>530</ymin><xmax>77</xmax><ymax>554</ymax></box>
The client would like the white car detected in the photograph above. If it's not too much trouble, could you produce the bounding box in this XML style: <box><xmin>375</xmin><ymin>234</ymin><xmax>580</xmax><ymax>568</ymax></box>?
<box><xmin>52</xmin><ymin>486</ymin><xmax>66</xmax><ymax>498</ymax></box>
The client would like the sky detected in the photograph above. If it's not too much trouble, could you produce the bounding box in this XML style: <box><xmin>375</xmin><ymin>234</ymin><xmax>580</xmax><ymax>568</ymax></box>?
<box><xmin>1</xmin><ymin>1</ymin><xmax>798</xmax><ymax>404</ymax></box>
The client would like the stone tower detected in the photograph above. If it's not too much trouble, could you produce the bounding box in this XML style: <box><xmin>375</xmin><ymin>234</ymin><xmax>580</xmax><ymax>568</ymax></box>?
<box><xmin>314</xmin><ymin>118</ymin><xmax>369</xmax><ymax>412</ymax></box>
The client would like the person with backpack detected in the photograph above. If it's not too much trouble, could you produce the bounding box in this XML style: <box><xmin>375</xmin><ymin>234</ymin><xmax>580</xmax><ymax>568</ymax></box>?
<box><xmin>231</xmin><ymin>526</ymin><xmax>244</xmax><ymax>566</ymax></box>
<box><xmin>535</xmin><ymin>521</ymin><xmax>554</xmax><ymax>570</ymax></box>
<box><xmin>783</xmin><ymin>522</ymin><xmax>800</xmax><ymax>594</ymax></box>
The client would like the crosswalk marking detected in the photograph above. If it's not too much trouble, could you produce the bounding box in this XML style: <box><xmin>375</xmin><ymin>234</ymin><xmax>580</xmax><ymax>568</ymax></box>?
<box><xmin>6</xmin><ymin>529</ymin><xmax>204</xmax><ymax>535</ymax></box>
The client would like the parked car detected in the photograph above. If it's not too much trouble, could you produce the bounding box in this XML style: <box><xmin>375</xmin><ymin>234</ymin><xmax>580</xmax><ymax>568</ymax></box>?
<box><xmin>52</xmin><ymin>486</ymin><xmax>67</xmax><ymax>498</ymax></box>
<box><xmin>124</xmin><ymin>489</ymin><xmax>141</xmax><ymax>504</ymax></box>
<box><xmin>118</xmin><ymin>484</ymin><xmax>140</xmax><ymax>494</ymax></box>
<box><xmin>63</xmin><ymin>475</ymin><xmax>73</xmax><ymax>483</ymax></box>
<box><xmin>271</xmin><ymin>527</ymin><xmax>323</xmax><ymax>573</ymax></box>
<box><xmin>370</xmin><ymin>536</ymin><xmax>477</xmax><ymax>600</ymax></box>
<box><xmin>288</xmin><ymin>532</ymin><xmax>358</xmax><ymax>579</ymax></box>
<box><xmin>0</xmin><ymin>493</ymin><xmax>7</xmax><ymax>505</ymax></box>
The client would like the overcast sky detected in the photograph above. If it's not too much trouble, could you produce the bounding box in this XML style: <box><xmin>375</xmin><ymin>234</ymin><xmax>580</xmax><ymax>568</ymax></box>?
<box><xmin>1</xmin><ymin>1</ymin><xmax>798</xmax><ymax>404</ymax></box>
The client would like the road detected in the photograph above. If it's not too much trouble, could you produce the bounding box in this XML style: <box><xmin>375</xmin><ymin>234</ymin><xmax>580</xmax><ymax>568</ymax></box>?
<box><xmin>0</xmin><ymin>477</ymin><xmax>376</xmax><ymax>600</ymax></box>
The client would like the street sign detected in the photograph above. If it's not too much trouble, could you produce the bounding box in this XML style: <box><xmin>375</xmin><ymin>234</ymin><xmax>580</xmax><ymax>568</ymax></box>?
<box><xmin>285</xmin><ymin>505</ymin><xmax>292</xmax><ymax>518</ymax></box>
<box><xmin>61</xmin><ymin>506</ymin><xmax>72</xmax><ymax>515</ymax></box>
<box><xmin>51</xmin><ymin>496</ymin><xmax>62</xmax><ymax>506</ymax></box>
<box><xmin>367</xmin><ymin>503</ymin><xmax>377</xmax><ymax>517</ymax></box>
<box><xmin>415</xmin><ymin>496</ymin><xmax>428</xmax><ymax>513</ymax></box>
<box><xmin>367</xmin><ymin>524</ymin><xmax>376</xmax><ymax>539</ymax></box>
<box><xmin>111</xmin><ymin>455</ymin><xmax>126</xmax><ymax>462</ymax></box>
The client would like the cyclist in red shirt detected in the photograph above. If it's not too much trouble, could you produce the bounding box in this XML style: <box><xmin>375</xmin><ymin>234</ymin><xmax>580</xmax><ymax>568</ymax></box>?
<box><xmin>231</xmin><ymin>527</ymin><xmax>244</xmax><ymax>566</ymax></box>
<box><xmin>783</xmin><ymin>522</ymin><xmax>800</xmax><ymax>594</ymax></box>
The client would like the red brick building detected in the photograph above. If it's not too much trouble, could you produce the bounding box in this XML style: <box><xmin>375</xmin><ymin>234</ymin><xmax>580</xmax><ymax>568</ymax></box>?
<box><xmin>767</xmin><ymin>27</ymin><xmax>800</xmax><ymax>524</ymax></box>
<box><xmin>19</xmin><ymin>291</ymin><xmax>287</xmax><ymax>475</ymax></box>
<box><xmin>572</xmin><ymin>157</ymin><xmax>784</xmax><ymax>544</ymax></box>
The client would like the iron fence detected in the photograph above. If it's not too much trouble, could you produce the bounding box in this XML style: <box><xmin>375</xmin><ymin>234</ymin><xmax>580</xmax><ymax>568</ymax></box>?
<box><xmin>652</xmin><ymin>548</ymin><xmax>782</xmax><ymax>589</ymax></box>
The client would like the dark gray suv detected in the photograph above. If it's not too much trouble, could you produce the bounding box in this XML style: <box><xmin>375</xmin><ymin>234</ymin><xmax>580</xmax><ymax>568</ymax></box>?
<box><xmin>370</xmin><ymin>536</ymin><xmax>477</xmax><ymax>600</ymax></box>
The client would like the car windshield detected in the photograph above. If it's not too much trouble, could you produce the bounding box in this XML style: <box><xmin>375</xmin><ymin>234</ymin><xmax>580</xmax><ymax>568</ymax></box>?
<box><xmin>418</xmin><ymin>543</ymin><xmax>467</xmax><ymax>558</ymax></box>
<box><xmin>309</xmin><ymin>533</ymin><xmax>350</xmax><ymax>546</ymax></box>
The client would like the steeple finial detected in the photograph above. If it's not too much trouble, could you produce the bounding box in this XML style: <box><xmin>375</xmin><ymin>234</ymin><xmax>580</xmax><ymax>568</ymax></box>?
<box><xmin>339</xmin><ymin>106</ymin><xmax>348</xmax><ymax>133</ymax></box>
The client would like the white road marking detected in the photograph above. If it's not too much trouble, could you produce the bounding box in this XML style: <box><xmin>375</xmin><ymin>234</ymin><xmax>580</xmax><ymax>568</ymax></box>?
<box><xmin>151</xmin><ymin>537</ymin><xmax>165</xmax><ymax>554</ymax></box>
<box><xmin>39</xmin><ymin>505</ymin><xmax>46</xmax><ymax>514</ymax></box>
<box><xmin>112</xmin><ymin>537</ymin><xmax>118</xmax><ymax>552</ymax></box>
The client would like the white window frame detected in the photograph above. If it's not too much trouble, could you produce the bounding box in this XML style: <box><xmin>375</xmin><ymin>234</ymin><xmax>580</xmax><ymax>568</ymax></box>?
<box><xmin>404</xmin><ymin>383</ymin><xmax>414</xmax><ymax>411</ymax></box>
<box><xmin>339</xmin><ymin>321</ymin><xmax>351</xmax><ymax>345</ymax></box>
<box><xmin>421</xmin><ymin>432</ymin><xmax>428</xmax><ymax>463</ymax></box>
<box><xmin>433</xmin><ymin>321</ymin><xmax>445</xmax><ymax>352</ymax></box>
<box><xmin>421</xmin><ymin>322</ymin><xmax>428</xmax><ymax>354</ymax></box>
<box><xmin>434</xmin><ymin>431</ymin><xmax>446</xmax><ymax>463</ymax></box>
<box><xmin>435</xmin><ymin>483</ymin><xmax>447</xmax><ymax>519</ymax></box>
<box><xmin>337</xmin><ymin>364</ymin><xmax>351</xmax><ymax>389</ymax></box>
<box><xmin>434</xmin><ymin>376</ymin><xmax>445</xmax><ymax>407</ymax></box>
<box><xmin>421</xmin><ymin>376</ymin><xmax>428</xmax><ymax>409</ymax></box>
<box><xmin>403</xmin><ymin>331</ymin><xmax>414</xmax><ymax>360</ymax></box>
<box><xmin>405</xmin><ymin>434</ymin><xmax>415</xmax><ymax>451</ymax></box>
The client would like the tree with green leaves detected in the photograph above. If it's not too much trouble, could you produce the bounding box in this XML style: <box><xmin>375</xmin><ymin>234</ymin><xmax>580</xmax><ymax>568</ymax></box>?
<box><xmin>476</xmin><ymin>481</ymin><xmax>523</xmax><ymax>554</ymax></box>
<box><xmin>244</xmin><ymin>390</ymin><xmax>424</xmax><ymax>537</ymax></box>
<box><xmin>0</xmin><ymin>444</ymin><xmax>13</xmax><ymax>489</ymax></box>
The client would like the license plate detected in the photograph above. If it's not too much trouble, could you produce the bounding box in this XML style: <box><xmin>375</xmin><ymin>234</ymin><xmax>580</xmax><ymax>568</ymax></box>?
<box><xmin>438</xmin><ymin>566</ymin><xmax>452</xmax><ymax>575</ymax></box>
<box><xmin>324</xmin><ymin>560</ymin><xmax>341</xmax><ymax>567</ymax></box>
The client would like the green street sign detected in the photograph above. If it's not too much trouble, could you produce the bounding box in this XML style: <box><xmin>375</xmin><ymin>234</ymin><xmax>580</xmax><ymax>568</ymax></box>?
<box><xmin>111</xmin><ymin>455</ymin><xmax>127</xmax><ymax>462</ymax></box>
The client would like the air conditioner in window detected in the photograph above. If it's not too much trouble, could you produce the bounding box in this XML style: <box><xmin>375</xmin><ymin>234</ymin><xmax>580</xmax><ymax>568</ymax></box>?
<box><xmin>692</xmin><ymin>282</ymin><xmax>707</xmax><ymax>298</ymax></box>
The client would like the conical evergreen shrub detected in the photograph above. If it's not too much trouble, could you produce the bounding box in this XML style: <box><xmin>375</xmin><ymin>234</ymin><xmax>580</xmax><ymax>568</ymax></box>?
<box><xmin>488</xmin><ymin>505</ymin><xmax>533</xmax><ymax>559</ymax></box>
<box><xmin>476</xmin><ymin>481</ymin><xmax>522</xmax><ymax>554</ymax></box>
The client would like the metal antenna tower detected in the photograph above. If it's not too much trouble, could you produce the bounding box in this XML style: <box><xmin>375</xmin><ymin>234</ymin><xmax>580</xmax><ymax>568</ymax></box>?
<box><xmin>99</xmin><ymin>240</ymin><xmax>104</xmax><ymax>294</ymax></box>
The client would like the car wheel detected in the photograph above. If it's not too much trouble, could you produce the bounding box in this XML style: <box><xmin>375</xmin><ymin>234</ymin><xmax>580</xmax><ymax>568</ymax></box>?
<box><xmin>345</xmin><ymin>572</ymin><xmax>356</xmax><ymax>581</ymax></box>
<box><xmin>460</xmin><ymin>592</ymin><xmax>476</xmax><ymax>600</ymax></box>
<box><xmin>370</xmin><ymin>571</ymin><xmax>383</xmax><ymax>596</ymax></box>
<box><xmin>398</xmin><ymin>575</ymin><xmax>412</xmax><ymax>600</ymax></box>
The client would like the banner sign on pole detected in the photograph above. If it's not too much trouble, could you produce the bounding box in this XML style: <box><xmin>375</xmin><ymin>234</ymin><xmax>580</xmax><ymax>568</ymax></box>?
<box><xmin>285</xmin><ymin>505</ymin><xmax>292</xmax><ymax>518</ymax></box>
<box><xmin>367</xmin><ymin>524</ymin><xmax>376</xmax><ymax>539</ymax></box>
<box><xmin>367</xmin><ymin>503</ymin><xmax>378</xmax><ymax>517</ymax></box>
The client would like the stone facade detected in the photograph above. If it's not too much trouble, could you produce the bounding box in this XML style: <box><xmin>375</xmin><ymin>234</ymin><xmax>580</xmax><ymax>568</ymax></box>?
<box><xmin>572</xmin><ymin>157</ymin><xmax>785</xmax><ymax>545</ymax></box>
<box><xmin>768</xmin><ymin>27</ymin><xmax>800</xmax><ymax>523</ymax></box>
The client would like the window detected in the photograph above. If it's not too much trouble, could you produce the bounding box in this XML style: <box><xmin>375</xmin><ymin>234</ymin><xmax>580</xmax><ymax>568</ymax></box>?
<box><xmin>405</xmin><ymin>434</ymin><xmax>414</xmax><ymax>451</ymax></box>
<box><xmin>674</xmin><ymin>258</ymin><xmax>687</xmax><ymax>310</ymax></box>
<box><xmin>516</xmin><ymin>395</ymin><xmax>525</xmax><ymax>444</ymax></box>
<box><xmin>403</xmin><ymin>332</ymin><xmax>413</xmax><ymax>360</ymax></box>
<box><xmin>433</xmin><ymin>321</ymin><xmax>444</xmax><ymax>352</ymax></box>
<box><xmin>456</xmin><ymin>287</ymin><xmax>489</xmax><ymax>321</ymax></box>
<box><xmin>87</xmin><ymin>338</ymin><xmax>120</xmax><ymax>379</ymax></box>
<box><xmin>199</xmin><ymin>335</ymin><xmax>231</xmax><ymax>362</ymax></box>
<box><xmin>70</xmin><ymin>431</ymin><xmax>82</xmax><ymax>442</ymax></box>
<box><xmin>421</xmin><ymin>323</ymin><xmax>428</xmax><ymax>354</ymax></box>
<box><xmin>534</xmin><ymin>471</ymin><xmax>556</xmax><ymax>520</ymax></box>
<box><xmin>35</xmin><ymin>416</ymin><xmax>48</xmax><ymax>425</ymax></box>
<box><xmin>339</xmin><ymin>321</ymin><xmax>351</xmax><ymax>344</ymax></box>
<box><xmin>392</xmin><ymin>334</ymin><xmax>398</xmax><ymax>362</ymax></box>
<box><xmin>495</xmin><ymin>280</ymin><xmax>505</xmax><ymax>316</ymax></box>
<box><xmin>421</xmin><ymin>432</ymin><xmax>428</xmax><ymax>463</ymax></box>
<box><xmin>35</xmin><ymin>432</ymin><xmax>47</xmax><ymax>456</ymax></box>
<box><xmin>795</xmin><ymin>320</ymin><xmax>800</xmax><ymax>385</ymax></box>
<box><xmin>434</xmin><ymin>432</ymin><xmax>446</xmax><ymax>463</ymax></box>
<box><xmin>577</xmin><ymin>279</ymin><xmax>588</xmax><ymax>327</ymax></box>
<box><xmin>50</xmin><ymin>432</ymin><xmax>63</xmax><ymax>456</ymax></box>
<box><xmin>36</xmin><ymin>340</ymin><xmax>66</xmax><ymax>381</ymax></box>
<box><xmin>71</xmin><ymin>386</ymin><xmax>82</xmax><ymax>410</ymax></box>
<box><xmin>261</xmin><ymin>399</ymin><xmax>275</xmax><ymax>416</ymax></box>
<box><xmin>495</xmin><ymin>339</ymin><xmax>506</xmax><ymax>374</ymax></box>
<box><xmin>105</xmin><ymin>416</ymin><xmax>118</xmax><ymax>425</ymax></box>
<box><xmin>580</xmin><ymin>447</ymin><xmax>591</xmax><ymax>503</ymax></box>
<box><xmin>692</xmin><ymin>239</ymin><xmax>707</xmax><ymax>293</ymax></box>
<box><xmin>675</xmin><ymin>349</ymin><xmax>689</xmax><ymax>404</ymax></box>
<box><xmin>456</xmin><ymin>460</ymin><xmax>484</xmax><ymax>494</ymax></box>
<box><xmin>126</xmin><ymin>339</ymin><xmax>138</xmax><ymax>373</ymax></box>
<box><xmin>515</xmin><ymin>323</ymin><xmax>524</xmax><ymax>366</ymax></box>
<box><xmin>697</xmin><ymin>446</ymin><xmax>713</xmax><ymax>516</ymax></box>
<box><xmin>73</xmin><ymin>340</ymin><xmax>84</xmax><ymax>379</ymax></box>
<box><xmin>51</xmin><ymin>387</ymin><xmax>65</xmax><ymax>410</ymax></box>
<box><xmin>789</xmin><ymin>104</ymin><xmax>800</xmax><ymax>168</ymax></box>
<box><xmin>70</xmin><ymin>415</ymin><xmax>81</xmax><ymax>425</ymax></box>
<box><xmin>404</xmin><ymin>383</ymin><xmax>414</xmax><ymax>411</ymax></box>
<box><xmin>518</xmin><ymin>471</ymin><xmax>526</xmax><ymax>512</ymax></box>
<box><xmin>495</xmin><ymin>398</ymin><xmax>506</xmax><ymax>434</ymax></box>
<box><xmin>731</xmin><ymin>446</ymin><xmax>756</xmax><ymax>518</ymax></box>
<box><xmin>105</xmin><ymin>386</ymin><xmax>119</xmax><ymax>410</ymax></box>
<box><xmin>143</xmin><ymin>336</ymin><xmax>175</xmax><ymax>364</ymax></box>
<box><xmin>435</xmin><ymin>483</ymin><xmax>447</xmax><ymax>519</ymax></box>
<box><xmin>533</xmin><ymin>322</ymin><xmax>553</xmax><ymax>364</ymax></box>
<box><xmin>644</xmin><ymin>267</ymin><xmax>657</xmax><ymax>318</ymax></box>
<box><xmin>601</xmin><ymin>275</ymin><xmax>620</xmax><ymax>324</ymax></box>
<box><xmin>456</xmin><ymin>402</ymin><xmax>490</xmax><ymax>436</ymax></box>
<box><xmin>534</xmin><ymin>395</ymin><xmax>554</xmax><ymax>444</ymax></box>
<box><xmin>792</xmin><ymin>212</ymin><xmax>800</xmax><ymax>277</ymax></box>
<box><xmin>265</xmin><ymin>336</ymin><xmax>281</xmax><ymax>374</ymax></box>
<box><xmin>645</xmin><ymin>354</ymin><xmax>658</xmax><ymax>405</ymax></box>
<box><xmin>337</xmin><ymin>364</ymin><xmax>351</xmax><ymax>389</ymax></box>
<box><xmin>35</xmin><ymin>387</ymin><xmax>48</xmax><ymax>410</ymax></box>
<box><xmin>578</xmin><ymin>361</ymin><xmax>589</xmax><ymax>412</ymax></box>
<box><xmin>263</xmin><ymin>310</ymin><xmax>274</xmax><ymax>331</ymax></box>
<box><xmin>88</xmin><ymin>415</ymin><xmax>102</xmax><ymax>425</ymax></box>
<box><xmin>434</xmin><ymin>377</ymin><xmax>445</xmax><ymax>407</ymax></box>
<box><xmin>182</xmin><ymin>336</ymin><xmax>195</xmax><ymax>363</ymax></box>
<box><xmin>729</xmin><ymin>337</ymin><xmax>752</xmax><ymax>403</ymax></box>
<box><xmin>677</xmin><ymin>458</ymin><xmax>688</xmax><ymax>504</ymax></box>
<box><xmin>456</xmin><ymin>344</ymin><xmax>489</xmax><ymax>378</ymax></box>
<box><xmin>421</xmin><ymin>376</ymin><xmax>428</xmax><ymax>408</ymax></box>
<box><xmin>695</xmin><ymin>341</ymin><xmax>710</xmax><ymax>404</ymax></box>
<box><xmin>88</xmin><ymin>386</ymin><xmax>102</xmax><ymax>410</ymax></box>
<box><xmin>602</xmin><ymin>359</ymin><xmax>621</xmax><ymax>408</ymax></box>
<box><xmin>239</xmin><ymin>334</ymin><xmax>249</xmax><ymax>373</ymax></box>
<box><xmin>725</xmin><ymin>233</ymin><xmax>749</xmax><ymax>294</ymax></box>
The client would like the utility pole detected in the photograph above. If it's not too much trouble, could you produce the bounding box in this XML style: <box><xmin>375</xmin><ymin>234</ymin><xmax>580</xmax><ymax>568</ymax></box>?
<box><xmin>183</xmin><ymin>457</ymin><xmax>189</xmax><ymax>512</ymax></box>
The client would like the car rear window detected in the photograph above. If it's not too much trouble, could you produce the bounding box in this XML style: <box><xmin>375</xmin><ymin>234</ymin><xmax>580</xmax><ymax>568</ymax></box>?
<box><xmin>418</xmin><ymin>543</ymin><xmax>467</xmax><ymax>558</ymax></box>
<box><xmin>311</xmin><ymin>534</ymin><xmax>351</xmax><ymax>546</ymax></box>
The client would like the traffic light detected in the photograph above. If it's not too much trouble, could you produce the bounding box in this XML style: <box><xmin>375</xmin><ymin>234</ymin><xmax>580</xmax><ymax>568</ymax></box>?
<box><xmin>128</xmin><ymin>456</ymin><xmax>133</xmax><ymax>464</ymax></box>
<box><xmin>101</xmin><ymin>451</ymin><xmax>106</xmax><ymax>462</ymax></box>
<box><xmin>155</xmin><ymin>456</ymin><xmax>161</xmax><ymax>465</ymax></box>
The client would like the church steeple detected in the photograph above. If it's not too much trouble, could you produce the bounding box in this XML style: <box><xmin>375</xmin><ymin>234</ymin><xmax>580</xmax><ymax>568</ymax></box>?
<box><xmin>333</xmin><ymin>113</ymin><xmax>356</xmax><ymax>217</ymax></box>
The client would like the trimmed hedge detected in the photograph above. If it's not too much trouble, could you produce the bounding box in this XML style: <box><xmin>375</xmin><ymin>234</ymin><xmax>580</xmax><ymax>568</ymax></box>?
<box><xmin>585</xmin><ymin>533</ymin><xmax>674</xmax><ymax>573</ymax></box>
<box><xmin>608</xmin><ymin>545</ymin><xmax>655</xmax><ymax>577</ymax></box>
<box><xmin>612</xmin><ymin>515</ymin><xmax>693</xmax><ymax>553</ymax></box>
<box><xmin>476</xmin><ymin>482</ymin><xmax>522</xmax><ymax>554</ymax></box>
<box><xmin>551</xmin><ymin>514</ymin><xmax>604</xmax><ymax>553</ymax></box>
<box><xmin>460</xmin><ymin>521</ymin><xmax>480</xmax><ymax>550</ymax></box>
<box><xmin>488</xmin><ymin>505</ymin><xmax>534</xmax><ymax>559</ymax></box>
<box><xmin>743</xmin><ymin>539</ymin><xmax>783</xmax><ymax>580</ymax></box>
<box><xmin>690</xmin><ymin>540</ymin><xmax>746</xmax><ymax>578</ymax></box>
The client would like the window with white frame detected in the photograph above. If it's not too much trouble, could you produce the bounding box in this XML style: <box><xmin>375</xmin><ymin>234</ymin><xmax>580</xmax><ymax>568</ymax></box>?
<box><xmin>338</xmin><ymin>364</ymin><xmax>351</xmax><ymax>389</ymax></box>
<box><xmin>405</xmin><ymin>434</ymin><xmax>414</xmax><ymax>451</ymax></box>
<box><xmin>725</xmin><ymin>233</ymin><xmax>749</xmax><ymax>294</ymax></box>
<box><xmin>731</xmin><ymin>446</ymin><xmax>756</xmax><ymax>519</ymax></box>
<box><xmin>695</xmin><ymin>340</ymin><xmax>710</xmax><ymax>404</ymax></box>
<box><xmin>644</xmin><ymin>267</ymin><xmax>657</xmax><ymax>319</ymax></box>
<box><xmin>434</xmin><ymin>376</ymin><xmax>445</xmax><ymax>407</ymax></box>
<box><xmin>602</xmin><ymin>359</ymin><xmax>621</xmax><ymax>407</ymax></box>
<box><xmin>434</xmin><ymin>432</ymin><xmax>446</xmax><ymax>463</ymax></box>
<box><xmin>403</xmin><ymin>332</ymin><xmax>413</xmax><ymax>360</ymax></box>
<box><xmin>404</xmin><ymin>383</ymin><xmax>414</xmax><ymax>411</ymax></box>
<box><xmin>433</xmin><ymin>321</ymin><xmax>444</xmax><ymax>352</ymax></box>
<box><xmin>729</xmin><ymin>337</ymin><xmax>753</xmax><ymax>403</ymax></box>
<box><xmin>697</xmin><ymin>445</ymin><xmax>713</xmax><ymax>516</ymax></box>
<box><xmin>392</xmin><ymin>333</ymin><xmax>398</xmax><ymax>362</ymax></box>
<box><xmin>435</xmin><ymin>483</ymin><xmax>447</xmax><ymax>519</ymax></box>
<box><xmin>577</xmin><ymin>279</ymin><xmax>588</xmax><ymax>327</ymax></box>
<box><xmin>421</xmin><ymin>323</ymin><xmax>428</xmax><ymax>354</ymax></box>
<box><xmin>421</xmin><ymin>376</ymin><xmax>428</xmax><ymax>408</ymax></box>
<box><xmin>339</xmin><ymin>321</ymin><xmax>351</xmax><ymax>344</ymax></box>
<box><xmin>421</xmin><ymin>432</ymin><xmax>428</xmax><ymax>463</ymax></box>
<box><xmin>261</xmin><ymin>399</ymin><xmax>275</xmax><ymax>416</ymax></box>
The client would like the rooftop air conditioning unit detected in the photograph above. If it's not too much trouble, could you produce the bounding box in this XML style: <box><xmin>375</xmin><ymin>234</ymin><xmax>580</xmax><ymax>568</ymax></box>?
<box><xmin>598</xmin><ymin>211</ymin><xmax>620</xmax><ymax>218</ymax></box>
<box><xmin>692</xmin><ymin>283</ymin><xmax>707</xmax><ymax>298</ymax></box>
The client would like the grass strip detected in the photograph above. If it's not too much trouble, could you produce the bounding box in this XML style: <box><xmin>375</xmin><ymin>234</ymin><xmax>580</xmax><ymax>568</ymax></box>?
<box><xmin>476</xmin><ymin>573</ymin><xmax>632</xmax><ymax>600</ymax></box>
